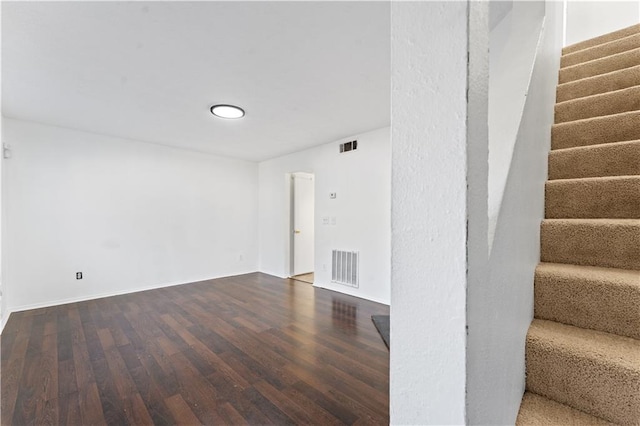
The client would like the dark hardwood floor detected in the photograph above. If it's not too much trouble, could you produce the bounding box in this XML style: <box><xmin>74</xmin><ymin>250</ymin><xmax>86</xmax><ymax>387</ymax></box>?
<box><xmin>1</xmin><ymin>273</ymin><xmax>389</xmax><ymax>425</ymax></box>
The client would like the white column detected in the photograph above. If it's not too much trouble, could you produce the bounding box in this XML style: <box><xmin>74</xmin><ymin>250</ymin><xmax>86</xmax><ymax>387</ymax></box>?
<box><xmin>390</xmin><ymin>1</ymin><xmax>489</xmax><ymax>424</ymax></box>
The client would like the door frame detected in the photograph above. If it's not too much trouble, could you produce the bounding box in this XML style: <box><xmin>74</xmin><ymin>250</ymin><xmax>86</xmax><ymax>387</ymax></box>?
<box><xmin>284</xmin><ymin>171</ymin><xmax>315</xmax><ymax>277</ymax></box>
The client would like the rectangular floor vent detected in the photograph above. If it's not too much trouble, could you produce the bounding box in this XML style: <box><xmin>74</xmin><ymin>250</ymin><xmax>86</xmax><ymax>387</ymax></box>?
<box><xmin>331</xmin><ymin>250</ymin><xmax>359</xmax><ymax>288</ymax></box>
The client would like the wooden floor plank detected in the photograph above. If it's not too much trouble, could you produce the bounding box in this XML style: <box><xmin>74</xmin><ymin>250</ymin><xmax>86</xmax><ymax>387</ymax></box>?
<box><xmin>164</xmin><ymin>393</ymin><xmax>203</xmax><ymax>426</ymax></box>
<box><xmin>2</xmin><ymin>272</ymin><xmax>389</xmax><ymax>424</ymax></box>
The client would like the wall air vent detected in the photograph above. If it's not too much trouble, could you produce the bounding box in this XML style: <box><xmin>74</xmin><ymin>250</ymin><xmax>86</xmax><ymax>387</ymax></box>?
<box><xmin>339</xmin><ymin>140</ymin><xmax>358</xmax><ymax>153</ymax></box>
<box><xmin>331</xmin><ymin>250</ymin><xmax>359</xmax><ymax>288</ymax></box>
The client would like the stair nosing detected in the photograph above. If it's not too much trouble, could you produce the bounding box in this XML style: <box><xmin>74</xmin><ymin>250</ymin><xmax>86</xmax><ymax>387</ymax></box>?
<box><xmin>561</xmin><ymin>46</ymin><xmax>640</xmax><ymax>71</ymax></box>
<box><xmin>552</xmin><ymin>109</ymin><xmax>640</xmax><ymax>128</ymax></box>
<box><xmin>559</xmin><ymin>47</ymin><xmax>640</xmax><ymax>83</ymax></box>
<box><xmin>554</xmin><ymin>84</ymin><xmax>640</xmax><ymax>108</ymax></box>
<box><xmin>542</xmin><ymin>218</ymin><xmax>640</xmax><ymax>224</ymax></box>
<box><xmin>529</xmin><ymin>319</ymin><xmax>640</xmax><ymax>369</ymax></box>
<box><xmin>560</xmin><ymin>33</ymin><xmax>640</xmax><ymax>68</ymax></box>
<box><xmin>545</xmin><ymin>174</ymin><xmax>640</xmax><ymax>184</ymax></box>
<box><xmin>549</xmin><ymin>139</ymin><xmax>640</xmax><ymax>154</ymax></box>
<box><xmin>557</xmin><ymin>64</ymin><xmax>640</xmax><ymax>89</ymax></box>
<box><xmin>556</xmin><ymin>65</ymin><xmax>640</xmax><ymax>102</ymax></box>
<box><xmin>537</xmin><ymin>261</ymin><xmax>640</xmax><ymax>284</ymax></box>
<box><xmin>517</xmin><ymin>392</ymin><xmax>615</xmax><ymax>426</ymax></box>
<box><xmin>563</xmin><ymin>24</ymin><xmax>640</xmax><ymax>55</ymax></box>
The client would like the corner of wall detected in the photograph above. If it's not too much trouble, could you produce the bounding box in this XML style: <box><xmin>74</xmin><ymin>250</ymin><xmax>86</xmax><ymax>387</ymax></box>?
<box><xmin>257</xmin><ymin>127</ymin><xmax>391</xmax><ymax>306</ymax></box>
<box><xmin>467</xmin><ymin>0</ymin><xmax>563</xmax><ymax>423</ymax></box>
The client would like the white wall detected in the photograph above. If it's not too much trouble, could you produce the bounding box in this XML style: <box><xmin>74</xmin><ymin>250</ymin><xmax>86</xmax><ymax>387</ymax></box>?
<box><xmin>258</xmin><ymin>127</ymin><xmax>390</xmax><ymax>305</ymax></box>
<box><xmin>467</xmin><ymin>0</ymin><xmax>563</xmax><ymax>424</ymax></box>
<box><xmin>0</xmin><ymin>5</ymin><xmax>4</xmax><ymax>327</ymax></box>
<box><xmin>565</xmin><ymin>1</ymin><xmax>640</xmax><ymax>46</ymax></box>
<box><xmin>2</xmin><ymin>118</ymin><xmax>259</xmax><ymax>313</ymax></box>
<box><xmin>488</xmin><ymin>1</ymin><xmax>546</xmax><ymax>247</ymax></box>
<box><xmin>390</xmin><ymin>2</ymin><xmax>488</xmax><ymax>423</ymax></box>
<box><xmin>490</xmin><ymin>1</ymin><xmax>513</xmax><ymax>31</ymax></box>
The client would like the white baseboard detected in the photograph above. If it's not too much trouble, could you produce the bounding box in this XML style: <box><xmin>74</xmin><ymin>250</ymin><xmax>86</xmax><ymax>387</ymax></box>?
<box><xmin>312</xmin><ymin>281</ymin><xmax>390</xmax><ymax>306</ymax></box>
<box><xmin>1</xmin><ymin>270</ymin><xmax>259</xmax><ymax>333</ymax></box>
<box><xmin>1</xmin><ymin>312</ymin><xmax>9</xmax><ymax>334</ymax></box>
<box><xmin>0</xmin><ymin>270</ymin><xmax>389</xmax><ymax>335</ymax></box>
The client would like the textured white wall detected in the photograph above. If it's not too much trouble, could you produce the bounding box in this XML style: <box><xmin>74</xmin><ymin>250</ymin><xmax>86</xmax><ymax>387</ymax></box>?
<box><xmin>390</xmin><ymin>2</ymin><xmax>482</xmax><ymax>423</ymax></box>
<box><xmin>565</xmin><ymin>1</ymin><xmax>640</xmax><ymax>46</ymax></box>
<box><xmin>258</xmin><ymin>127</ymin><xmax>391</xmax><ymax>305</ymax></box>
<box><xmin>467</xmin><ymin>0</ymin><xmax>563</xmax><ymax>423</ymax></box>
<box><xmin>2</xmin><ymin>118</ymin><xmax>259</xmax><ymax>313</ymax></box>
<box><xmin>0</xmin><ymin>3</ymin><xmax>4</xmax><ymax>328</ymax></box>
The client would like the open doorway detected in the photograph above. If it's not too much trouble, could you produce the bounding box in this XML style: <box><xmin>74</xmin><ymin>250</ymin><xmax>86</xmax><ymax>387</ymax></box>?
<box><xmin>290</xmin><ymin>172</ymin><xmax>315</xmax><ymax>284</ymax></box>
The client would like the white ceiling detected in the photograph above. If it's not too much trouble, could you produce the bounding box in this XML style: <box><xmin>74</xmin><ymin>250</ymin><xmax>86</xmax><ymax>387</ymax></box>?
<box><xmin>2</xmin><ymin>1</ymin><xmax>390</xmax><ymax>161</ymax></box>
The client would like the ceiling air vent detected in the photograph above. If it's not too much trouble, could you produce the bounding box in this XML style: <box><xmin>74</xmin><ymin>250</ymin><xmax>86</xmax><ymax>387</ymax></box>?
<box><xmin>339</xmin><ymin>140</ymin><xmax>358</xmax><ymax>153</ymax></box>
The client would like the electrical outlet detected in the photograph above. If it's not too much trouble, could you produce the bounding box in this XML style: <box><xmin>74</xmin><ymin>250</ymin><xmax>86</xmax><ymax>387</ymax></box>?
<box><xmin>330</xmin><ymin>192</ymin><xmax>337</xmax><ymax>199</ymax></box>
<box><xmin>322</xmin><ymin>217</ymin><xmax>330</xmax><ymax>225</ymax></box>
<box><xmin>76</xmin><ymin>272</ymin><xmax>83</xmax><ymax>280</ymax></box>
<box><xmin>239</xmin><ymin>254</ymin><xmax>244</xmax><ymax>262</ymax></box>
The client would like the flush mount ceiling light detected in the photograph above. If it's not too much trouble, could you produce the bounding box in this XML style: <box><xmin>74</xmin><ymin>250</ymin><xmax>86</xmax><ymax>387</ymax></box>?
<box><xmin>210</xmin><ymin>104</ymin><xmax>245</xmax><ymax>119</ymax></box>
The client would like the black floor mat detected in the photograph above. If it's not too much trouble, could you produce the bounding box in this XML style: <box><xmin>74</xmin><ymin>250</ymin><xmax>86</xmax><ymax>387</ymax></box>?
<box><xmin>371</xmin><ymin>315</ymin><xmax>390</xmax><ymax>350</ymax></box>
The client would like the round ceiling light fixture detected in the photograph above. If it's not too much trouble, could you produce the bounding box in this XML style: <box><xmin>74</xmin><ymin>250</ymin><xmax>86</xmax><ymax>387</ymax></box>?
<box><xmin>210</xmin><ymin>104</ymin><xmax>245</xmax><ymax>119</ymax></box>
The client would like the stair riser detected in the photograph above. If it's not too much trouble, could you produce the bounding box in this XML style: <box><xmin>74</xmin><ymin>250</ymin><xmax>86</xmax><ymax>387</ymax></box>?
<box><xmin>561</xmin><ymin>33</ymin><xmax>640</xmax><ymax>68</ymax></box>
<box><xmin>534</xmin><ymin>267</ymin><xmax>640</xmax><ymax>339</ymax></box>
<box><xmin>559</xmin><ymin>48</ymin><xmax>640</xmax><ymax>84</ymax></box>
<box><xmin>540</xmin><ymin>221</ymin><xmax>640</xmax><ymax>270</ymax></box>
<box><xmin>549</xmin><ymin>141</ymin><xmax>640</xmax><ymax>180</ymax></box>
<box><xmin>563</xmin><ymin>24</ymin><xmax>640</xmax><ymax>55</ymax></box>
<box><xmin>556</xmin><ymin>65</ymin><xmax>640</xmax><ymax>103</ymax></box>
<box><xmin>552</xmin><ymin>111</ymin><xmax>640</xmax><ymax>150</ymax></box>
<box><xmin>545</xmin><ymin>177</ymin><xmax>640</xmax><ymax>219</ymax></box>
<box><xmin>554</xmin><ymin>86</ymin><xmax>640</xmax><ymax>124</ymax></box>
<box><xmin>516</xmin><ymin>392</ymin><xmax>614</xmax><ymax>425</ymax></box>
<box><xmin>526</xmin><ymin>339</ymin><xmax>640</xmax><ymax>424</ymax></box>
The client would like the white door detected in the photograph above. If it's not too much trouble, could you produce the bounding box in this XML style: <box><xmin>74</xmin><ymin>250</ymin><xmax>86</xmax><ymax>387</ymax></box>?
<box><xmin>292</xmin><ymin>173</ymin><xmax>314</xmax><ymax>275</ymax></box>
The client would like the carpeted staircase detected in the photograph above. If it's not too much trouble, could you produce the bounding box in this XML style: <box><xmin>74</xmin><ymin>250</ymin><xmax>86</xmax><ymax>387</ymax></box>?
<box><xmin>516</xmin><ymin>24</ymin><xmax>640</xmax><ymax>425</ymax></box>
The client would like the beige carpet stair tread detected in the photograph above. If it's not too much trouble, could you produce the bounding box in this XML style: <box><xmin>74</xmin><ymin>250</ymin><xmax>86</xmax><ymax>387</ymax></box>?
<box><xmin>557</xmin><ymin>65</ymin><xmax>640</xmax><ymax>102</ymax></box>
<box><xmin>552</xmin><ymin>110</ymin><xmax>640</xmax><ymax>150</ymax></box>
<box><xmin>561</xmin><ymin>33</ymin><xmax>640</xmax><ymax>68</ymax></box>
<box><xmin>540</xmin><ymin>219</ymin><xmax>640</xmax><ymax>270</ymax></box>
<box><xmin>563</xmin><ymin>23</ymin><xmax>640</xmax><ymax>55</ymax></box>
<box><xmin>535</xmin><ymin>262</ymin><xmax>640</xmax><ymax>339</ymax></box>
<box><xmin>559</xmin><ymin>47</ymin><xmax>640</xmax><ymax>84</ymax></box>
<box><xmin>526</xmin><ymin>319</ymin><xmax>640</xmax><ymax>425</ymax></box>
<box><xmin>545</xmin><ymin>176</ymin><xmax>640</xmax><ymax>219</ymax></box>
<box><xmin>548</xmin><ymin>140</ymin><xmax>640</xmax><ymax>180</ymax></box>
<box><xmin>516</xmin><ymin>392</ymin><xmax>614</xmax><ymax>426</ymax></box>
<box><xmin>554</xmin><ymin>85</ymin><xmax>640</xmax><ymax>123</ymax></box>
<box><xmin>521</xmin><ymin>25</ymin><xmax>640</xmax><ymax>425</ymax></box>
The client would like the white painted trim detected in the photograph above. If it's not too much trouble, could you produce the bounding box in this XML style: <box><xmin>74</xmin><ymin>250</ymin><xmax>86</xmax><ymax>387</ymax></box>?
<box><xmin>0</xmin><ymin>269</ymin><xmax>389</xmax><ymax>334</ymax></box>
<box><xmin>1</xmin><ymin>312</ymin><xmax>9</xmax><ymax>335</ymax></box>
<box><xmin>313</xmin><ymin>282</ymin><xmax>390</xmax><ymax>306</ymax></box>
<box><xmin>249</xmin><ymin>267</ymin><xmax>390</xmax><ymax>305</ymax></box>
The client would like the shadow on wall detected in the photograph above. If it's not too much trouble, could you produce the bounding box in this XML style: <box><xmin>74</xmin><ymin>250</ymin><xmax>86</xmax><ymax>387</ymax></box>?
<box><xmin>467</xmin><ymin>0</ymin><xmax>563</xmax><ymax>423</ymax></box>
<box><xmin>488</xmin><ymin>1</ymin><xmax>545</xmax><ymax>248</ymax></box>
